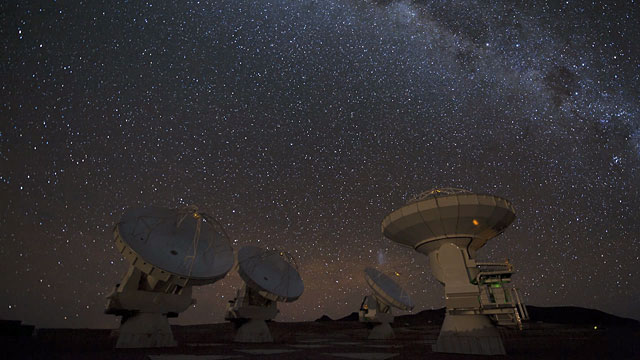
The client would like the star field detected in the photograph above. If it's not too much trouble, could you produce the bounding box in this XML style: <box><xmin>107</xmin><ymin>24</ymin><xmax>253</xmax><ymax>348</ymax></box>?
<box><xmin>1</xmin><ymin>0</ymin><xmax>639</xmax><ymax>328</ymax></box>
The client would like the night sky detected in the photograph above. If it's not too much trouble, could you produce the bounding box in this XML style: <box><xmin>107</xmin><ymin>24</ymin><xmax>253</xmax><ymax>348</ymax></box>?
<box><xmin>2</xmin><ymin>1</ymin><xmax>639</xmax><ymax>329</ymax></box>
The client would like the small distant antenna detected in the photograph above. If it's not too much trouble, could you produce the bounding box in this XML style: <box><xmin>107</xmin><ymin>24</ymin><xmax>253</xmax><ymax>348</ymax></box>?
<box><xmin>105</xmin><ymin>206</ymin><xmax>234</xmax><ymax>348</ymax></box>
<box><xmin>382</xmin><ymin>189</ymin><xmax>528</xmax><ymax>355</ymax></box>
<box><xmin>225</xmin><ymin>245</ymin><xmax>304</xmax><ymax>342</ymax></box>
<box><xmin>359</xmin><ymin>267</ymin><xmax>414</xmax><ymax>340</ymax></box>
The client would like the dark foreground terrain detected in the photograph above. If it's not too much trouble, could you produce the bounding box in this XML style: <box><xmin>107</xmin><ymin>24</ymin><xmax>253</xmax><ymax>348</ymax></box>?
<box><xmin>2</xmin><ymin>306</ymin><xmax>639</xmax><ymax>359</ymax></box>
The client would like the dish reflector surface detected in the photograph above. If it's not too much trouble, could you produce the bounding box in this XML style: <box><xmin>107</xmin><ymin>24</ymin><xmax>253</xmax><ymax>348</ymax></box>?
<box><xmin>116</xmin><ymin>206</ymin><xmax>234</xmax><ymax>281</ymax></box>
<box><xmin>237</xmin><ymin>246</ymin><xmax>304</xmax><ymax>302</ymax></box>
<box><xmin>382</xmin><ymin>189</ymin><xmax>516</xmax><ymax>251</ymax></box>
<box><xmin>364</xmin><ymin>267</ymin><xmax>414</xmax><ymax>311</ymax></box>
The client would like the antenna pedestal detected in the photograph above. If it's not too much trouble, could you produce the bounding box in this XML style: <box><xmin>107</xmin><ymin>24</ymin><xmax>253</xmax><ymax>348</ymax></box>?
<box><xmin>106</xmin><ymin>266</ymin><xmax>193</xmax><ymax>348</ymax></box>
<box><xmin>433</xmin><ymin>314</ymin><xmax>505</xmax><ymax>355</ymax></box>
<box><xmin>225</xmin><ymin>285</ymin><xmax>278</xmax><ymax>342</ymax></box>
<box><xmin>369</xmin><ymin>323</ymin><xmax>394</xmax><ymax>340</ymax></box>
<box><xmin>233</xmin><ymin>319</ymin><xmax>273</xmax><ymax>343</ymax></box>
<box><xmin>359</xmin><ymin>295</ymin><xmax>396</xmax><ymax>339</ymax></box>
<box><xmin>418</xmin><ymin>240</ymin><xmax>528</xmax><ymax>354</ymax></box>
<box><xmin>113</xmin><ymin>313</ymin><xmax>176</xmax><ymax>348</ymax></box>
<box><xmin>417</xmin><ymin>241</ymin><xmax>507</xmax><ymax>355</ymax></box>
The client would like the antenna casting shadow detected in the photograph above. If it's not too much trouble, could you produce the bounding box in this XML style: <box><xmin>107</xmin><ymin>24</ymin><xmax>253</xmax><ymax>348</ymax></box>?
<box><xmin>382</xmin><ymin>188</ymin><xmax>529</xmax><ymax>355</ymax></box>
<box><xmin>359</xmin><ymin>267</ymin><xmax>414</xmax><ymax>339</ymax></box>
<box><xmin>225</xmin><ymin>245</ymin><xmax>304</xmax><ymax>342</ymax></box>
<box><xmin>105</xmin><ymin>206</ymin><xmax>233</xmax><ymax>348</ymax></box>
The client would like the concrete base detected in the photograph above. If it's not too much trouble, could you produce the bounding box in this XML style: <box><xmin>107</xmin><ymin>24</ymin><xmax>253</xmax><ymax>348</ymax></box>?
<box><xmin>115</xmin><ymin>313</ymin><xmax>176</xmax><ymax>348</ymax></box>
<box><xmin>433</xmin><ymin>314</ymin><xmax>505</xmax><ymax>355</ymax></box>
<box><xmin>234</xmin><ymin>319</ymin><xmax>273</xmax><ymax>343</ymax></box>
<box><xmin>368</xmin><ymin>323</ymin><xmax>394</xmax><ymax>340</ymax></box>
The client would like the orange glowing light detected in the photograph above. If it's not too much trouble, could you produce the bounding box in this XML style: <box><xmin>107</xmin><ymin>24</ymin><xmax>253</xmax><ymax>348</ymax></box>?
<box><xmin>472</xmin><ymin>219</ymin><xmax>479</xmax><ymax>226</ymax></box>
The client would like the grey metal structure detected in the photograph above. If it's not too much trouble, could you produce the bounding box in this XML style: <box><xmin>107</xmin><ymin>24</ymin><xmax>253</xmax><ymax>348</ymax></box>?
<box><xmin>105</xmin><ymin>206</ymin><xmax>234</xmax><ymax>348</ymax></box>
<box><xmin>225</xmin><ymin>245</ymin><xmax>304</xmax><ymax>342</ymax></box>
<box><xmin>359</xmin><ymin>267</ymin><xmax>414</xmax><ymax>339</ymax></box>
<box><xmin>382</xmin><ymin>188</ymin><xmax>528</xmax><ymax>355</ymax></box>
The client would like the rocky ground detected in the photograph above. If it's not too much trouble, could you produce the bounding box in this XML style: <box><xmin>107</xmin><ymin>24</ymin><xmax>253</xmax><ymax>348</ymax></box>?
<box><xmin>2</xmin><ymin>306</ymin><xmax>638</xmax><ymax>359</ymax></box>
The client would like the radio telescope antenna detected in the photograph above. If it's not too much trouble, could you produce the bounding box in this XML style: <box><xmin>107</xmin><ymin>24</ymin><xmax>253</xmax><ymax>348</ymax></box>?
<box><xmin>105</xmin><ymin>206</ymin><xmax>234</xmax><ymax>348</ymax></box>
<box><xmin>225</xmin><ymin>245</ymin><xmax>304</xmax><ymax>342</ymax></box>
<box><xmin>359</xmin><ymin>267</ymin><xmax>413</xmax><ymax>339</ymax></box>
<box><xmin>381</xmin><ymin>188</ymin><xmax>529</xmax><ymax>355</ymax></box>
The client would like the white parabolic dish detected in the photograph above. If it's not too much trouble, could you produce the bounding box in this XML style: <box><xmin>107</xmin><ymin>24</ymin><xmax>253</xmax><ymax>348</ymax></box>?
<box><xmin>237</xmin><ymin>246</ymin><xmax>304</xmax><ymax>302</ymax></box>
<box><xmin>364</xmin><ymin>267</ymin><xmax>414</xmax><ymax>311</ymax></box>
<box><xmin>116</xmin><ymin>206</ymin><xmax>234</xmax><ymax>283</ymax></box>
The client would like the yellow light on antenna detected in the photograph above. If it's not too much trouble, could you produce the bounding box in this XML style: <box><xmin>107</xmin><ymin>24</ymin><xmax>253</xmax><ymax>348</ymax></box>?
<box><xmin>472</xmin><ymin>219</ymin><xmax>479</xmax><ymax>226</ymax></box>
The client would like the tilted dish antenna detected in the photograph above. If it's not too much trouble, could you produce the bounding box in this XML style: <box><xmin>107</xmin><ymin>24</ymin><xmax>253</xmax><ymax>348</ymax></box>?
<box><xmin>225</xmin><ymin>245</ymin><xmax>304</xmax><ymax>342</ymax></box>
<box><xmin>105</xmin><ymin>205</ymin><xmax>234</xmax><ymax>348</ymax></box>
<box><xmin>359</xmin><ymin>267</ymin><xmax>414</xmax><ymax>339</ymax></box>
<box><xmin>382</xmin><ymin>188</ymin><xmax>529</xmax><ymax>355</ymax></box>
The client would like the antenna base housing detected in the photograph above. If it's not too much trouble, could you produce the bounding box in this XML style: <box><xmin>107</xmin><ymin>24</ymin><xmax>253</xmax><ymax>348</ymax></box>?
<box><xmin>231</xmin><ymin>319</ymin><xmax>274</xmax><ymax>343</ymax></box>
<box><xmin>225</xmin><ymin>284</ymin><xmax>279</xmax><ymax>342</ymax></box>
<box><xmin>359</xmin><ymin>295</ymin><xmax>394</xmax><ymax>324</ymax></box>
<box><xmin>111</xmin><ymin>313</ymin><xmax>177</xmax><ymax>348</ymax></box>
<box><xmin>368</xmin><ymin>322</ymin><xmax>394</xmax><ymax>340</ymax></box>
<box><xmin>105</xmin><ymin>266</ymin><xmax>193</xmax><ymax>348</ymax></box>
<box><xmin>433</xmin><ymin>314</ymin><xmax>505</xmax><ymax>355</ymax></box>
